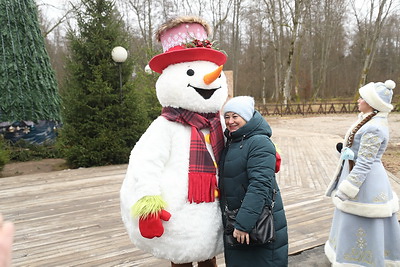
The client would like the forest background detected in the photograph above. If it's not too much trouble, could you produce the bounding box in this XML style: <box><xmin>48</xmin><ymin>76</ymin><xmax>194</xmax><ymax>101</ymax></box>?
<box><xmin>38</xmin><ymin>0</ymin><xmax>400</xmax><ymax>104</ymax></box>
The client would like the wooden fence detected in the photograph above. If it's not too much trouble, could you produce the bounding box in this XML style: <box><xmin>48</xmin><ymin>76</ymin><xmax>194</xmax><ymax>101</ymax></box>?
<box><xmin>256</xmin><ymin>102</ymin><xmax>399</xmax><ymax>116</ymax></box>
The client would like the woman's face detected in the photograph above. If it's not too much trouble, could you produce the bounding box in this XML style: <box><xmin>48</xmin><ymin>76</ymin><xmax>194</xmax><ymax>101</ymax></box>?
<box><xmin>358</xmin><ymin>97</ymin><xmax>374</xmax><ymax>113</ymax></box>
<box><xmin>224</xmin><ymin>112</ymin><xmax>247</xmax><ymax>132</ymax></box>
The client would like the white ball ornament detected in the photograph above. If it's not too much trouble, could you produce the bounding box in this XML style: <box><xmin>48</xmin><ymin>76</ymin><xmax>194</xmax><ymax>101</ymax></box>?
<box><xmin>144</xmin><ymin>64</ymin><xmax>153</xmax><ymax>74</ymax></box>
<box><xmin>111</xmin><ymin>46</ymin><xmax>128</xmax><ymax>63</ymax></box>
<box><xmin>385</xmin><ymin>80</ymin><xmax>396</xmax><ymax>90</ymax></box>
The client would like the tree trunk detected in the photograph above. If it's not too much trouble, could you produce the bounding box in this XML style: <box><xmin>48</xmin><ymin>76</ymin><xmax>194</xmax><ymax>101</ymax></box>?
<box><xmin>357</xmin><ymin>0</ymin><xmax>393</xmax><ymax>87</ymax></box>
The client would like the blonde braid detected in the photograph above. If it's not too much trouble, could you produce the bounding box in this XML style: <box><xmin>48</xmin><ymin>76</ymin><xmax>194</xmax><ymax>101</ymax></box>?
<box><xmin>346</xmin><ymin>112</ymin><xmax>377</xmax><ymax>148</ymax></box>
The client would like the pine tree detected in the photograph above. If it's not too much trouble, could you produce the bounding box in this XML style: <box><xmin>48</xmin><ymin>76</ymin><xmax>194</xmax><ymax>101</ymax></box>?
<box><xmin>0</xmin><ymin>136</ymin><xmax>9</xmax><ymax>172</ymax></box>
<box><xmin>0</xmin><ymin>0</ymin><xmax>60</xmax><ymax>142</ymax></box>
<box><xmin>58</xmin><ymin>0</ymin><xmax>152</xmax><ymax>168</ymax></box>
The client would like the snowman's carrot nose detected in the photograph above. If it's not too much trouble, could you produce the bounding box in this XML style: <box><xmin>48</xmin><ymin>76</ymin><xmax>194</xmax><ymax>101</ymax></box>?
<box><xmin>203</xmin><ymin>65</ymin><xmax>223</xmax><ymax>85</ymax></box>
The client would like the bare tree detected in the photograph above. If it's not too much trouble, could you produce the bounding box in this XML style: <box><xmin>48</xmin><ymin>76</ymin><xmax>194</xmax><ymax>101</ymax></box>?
<box><xmin>311</xmin><ymin>0</ymin><xmax>347</xmax><ymax>99</ymax></box>
<box><xmin>284</xmin><ymin>0</ymin><xmax>306</xmax><ymax>103</ymax></box>
<box><xmin>352</xmin><ymin>0</ymin><xmax>395</xmax><ymax>87</ymax></box>
<box><xmin>36</xmin><ymin>0</ymin><xmax>82</xmax><ymax>38</ymax></box>
<box><xmin>263</xmin><ymin>0</ymin><xmax>306</xmax><ymax>104</ymax></box>
<box><xmin>231</xmin><ymin>0</ymin><xmax>243</xmax><ymax>96</ymax></box>
<box><xmin>210</xmin><ymin>0</ymin><xmax>232</xmax><ymax>43</ymax></box>
<box><xmin>258</xmin><ymin>15</ymin><xmax>268</xmax><ymax>104</ymax></box>
<box><xmin>370</xmin><ymin>15</ymin><xmax>400</xmax><ymax>80</ymax></box>
<box><xmin>36</xmin><ymin>0</ymin><xmax>400</xmax><ymax>106</ymax></box>
<box><xmin>263</xmin><ymin>0</ymin><xmax>283</xmax><ymax>101</ymax></box>
<box><xmin>126</xmin><ymin>0</ymin><xmax>153</xmax><ymax>49</ymax></box>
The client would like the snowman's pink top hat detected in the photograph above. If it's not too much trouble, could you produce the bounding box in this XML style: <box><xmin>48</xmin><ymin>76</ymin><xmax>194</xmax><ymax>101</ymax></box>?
<box><xmin>149</xmin><ymin>16</ymin><xmax>227</xmax><ymax>73</ymax></box>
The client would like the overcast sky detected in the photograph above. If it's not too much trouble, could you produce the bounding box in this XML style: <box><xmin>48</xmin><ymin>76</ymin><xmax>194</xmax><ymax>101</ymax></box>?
<box><xmin>36</xmin><ymin>0</ymin><xmax>73</xmax><ymax>21</ymax></box>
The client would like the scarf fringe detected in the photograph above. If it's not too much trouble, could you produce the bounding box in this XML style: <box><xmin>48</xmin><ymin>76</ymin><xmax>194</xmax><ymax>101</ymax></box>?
<box><xmin>188</xmin><ymin>172</ymin><xmax>217</xmax><ymax>203</ymax></box>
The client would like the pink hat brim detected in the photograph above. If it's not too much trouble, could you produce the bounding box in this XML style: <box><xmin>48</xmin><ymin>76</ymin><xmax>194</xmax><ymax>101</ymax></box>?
<box><xmin>149</xmin><ymin>47</ymin><xmax>227</xmax><ymax>73</ymax></box>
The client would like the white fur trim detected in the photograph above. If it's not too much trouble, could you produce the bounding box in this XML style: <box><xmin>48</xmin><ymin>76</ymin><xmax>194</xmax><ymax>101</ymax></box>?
<box><xmin>385</xmin><ymin>260</ymin><xmax>400</xmax><ymax>267</ymax></box>
<box><xmin>385</xmin><ymin>79</ymin><xmax>396</xmax><ymax>89</ymax></box>
<box><xmin>359</xmin><ymin>82</ymin><xmax>393</xmax><ymax>112</ymax></box>
<box><xmin>393</xmin><ymin>190</ymin><xmax>400</xmax><ymax>211</ymax></box>
<box><xmin>325</xmin><ymin>159</ymin><xmax>344</xmax><ymax>197</ymax></box>
<box><xmin>332</xmin><ymin>190</ymin><xmax>399</xmax><ymax>218</ymax></box>
<box><xmin>338</xmin><ymin>180</ymin><xmax>359</xmax><ymax>199</ymax></box>
<box><xmin>324</xmin><ymin>241</ymin><xmax>336</xmax><ymax>265</ymax></box>
<box><xmin>324</xmin><ymin>241</ymin><xmax>361</xmax><ymax>267</ymax></box>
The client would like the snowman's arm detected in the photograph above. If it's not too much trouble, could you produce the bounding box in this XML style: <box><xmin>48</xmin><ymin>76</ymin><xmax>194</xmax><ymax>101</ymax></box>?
<box><xmin>122</xmin><ymin>117</ymin><xmax>175</xmax><ymax>238</ymax></box>
<box><xmin>123</xmin><ymin>117</ymin><xmax>173</xmax><ymax>205</ymax></box>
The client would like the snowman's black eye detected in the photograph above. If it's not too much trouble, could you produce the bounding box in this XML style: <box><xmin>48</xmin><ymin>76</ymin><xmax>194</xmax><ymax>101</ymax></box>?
<box><xmin>187</xmin><ymin>69</ymin><xmax>195</xmax><ymax>76</ymax></box>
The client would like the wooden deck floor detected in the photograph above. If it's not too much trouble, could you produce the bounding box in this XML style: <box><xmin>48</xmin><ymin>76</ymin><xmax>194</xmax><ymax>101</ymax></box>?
<box><xmin>1</xmin><ymin>119</ymin><xmax>399</xmax><ymax>266</ymax></box>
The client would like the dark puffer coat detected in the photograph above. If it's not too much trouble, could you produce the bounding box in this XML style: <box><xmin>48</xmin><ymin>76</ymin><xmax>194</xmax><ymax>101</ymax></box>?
<box><xmin>219</xmin><ymin>111</ymin><xmax>288</xmax><ymax>267</ymax></box>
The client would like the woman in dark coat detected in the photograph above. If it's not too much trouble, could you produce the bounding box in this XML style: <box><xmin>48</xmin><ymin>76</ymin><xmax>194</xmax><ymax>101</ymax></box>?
<box><xmin>219</xmin><ymin>96</ymin><xmax>288</xmax><ymax>267</ymax></box>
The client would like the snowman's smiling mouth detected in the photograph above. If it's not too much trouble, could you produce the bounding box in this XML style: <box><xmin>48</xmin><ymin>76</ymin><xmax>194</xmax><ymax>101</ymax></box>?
<box><xmin>188</xmin><ymin>84</ymin><xmax>221</xmax><ymax>99</ymax></box>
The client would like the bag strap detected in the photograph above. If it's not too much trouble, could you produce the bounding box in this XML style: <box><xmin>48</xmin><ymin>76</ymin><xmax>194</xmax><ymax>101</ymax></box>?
<box><xmin>271</xmin><ymin>188</ymin><xmax>277</xmax><ymax>208</ymax></box>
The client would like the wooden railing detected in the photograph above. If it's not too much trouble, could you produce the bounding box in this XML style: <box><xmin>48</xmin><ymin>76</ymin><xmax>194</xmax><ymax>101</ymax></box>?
<box><xmin>256</xmin><ymin>102</ymin><xmax>399</xmax><ymax>116</ymax></box>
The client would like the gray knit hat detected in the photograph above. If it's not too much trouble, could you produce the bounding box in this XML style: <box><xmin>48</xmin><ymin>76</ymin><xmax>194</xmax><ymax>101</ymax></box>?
<box><xmin>359</xmin><ymin>80</ymin><xmax>395</xmax><ymax>112</ymax></box>
<box><xmin>223</xmin><ymin>96</ymin><xmax>255</xmax><ymax>121</ymax></box>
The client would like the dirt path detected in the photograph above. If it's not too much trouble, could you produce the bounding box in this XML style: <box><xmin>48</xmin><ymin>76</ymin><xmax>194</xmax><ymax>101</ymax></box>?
<box><xmin>267</xmin><ymin>113</ymin><xmax>400</xmax><ymax>177</ymax></box>
<box><xmin>267</xmin><ymin>113</ymin><xmax>400</xmax><ymax>144</ymax></box>
<box><xmin>1</xmin><ymin>158</ymin><xmax>67</xmax><ymax>178</ymax></box>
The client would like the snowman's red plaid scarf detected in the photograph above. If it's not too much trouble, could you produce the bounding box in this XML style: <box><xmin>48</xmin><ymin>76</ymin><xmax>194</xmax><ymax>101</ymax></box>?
<box><xmin>161</xmin><ymin>107</ymin><xmax>224</xmax><ymax>203</ymax></box>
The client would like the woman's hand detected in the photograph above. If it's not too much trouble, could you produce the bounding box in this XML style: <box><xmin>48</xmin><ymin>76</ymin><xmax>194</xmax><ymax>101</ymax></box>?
<box><xmin>233</xmin><ymin>228</ymin><xmax>250</xmax><ymax>245</ymax></box>
<box><xmin>0</xmin><ymin>214</ymin><xmax>15</xmax><ymax>267</ymax></box>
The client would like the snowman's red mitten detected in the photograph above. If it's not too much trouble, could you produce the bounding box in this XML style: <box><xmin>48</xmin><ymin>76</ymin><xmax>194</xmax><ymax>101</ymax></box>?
<box><xmin>131</xmin><ymin>195</ymin><xmax>171</xmax><ymax>239</ymax></box>
<box><xmin>275</xmin><ymin>151</ymin><xmax>281</xmax><ymax>173</ymax></box>
<box><xmin>139</xmin><ymin>209</ymin><xmax>171</xmax><ymax>238</ymax></box>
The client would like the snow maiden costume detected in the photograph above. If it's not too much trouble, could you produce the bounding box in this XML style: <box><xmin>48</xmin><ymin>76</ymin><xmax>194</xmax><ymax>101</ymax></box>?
<box><xmin>325</xmin><ymin>80</ymin><xmax>400</xmax><ymax>266</ymax></box>
<box><xmin>120</xmin><ymin>16</ymin><xmax>229</xmax><ymax>266</ymax></box>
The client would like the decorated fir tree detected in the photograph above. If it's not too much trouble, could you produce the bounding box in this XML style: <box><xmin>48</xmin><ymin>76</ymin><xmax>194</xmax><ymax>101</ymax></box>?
<box><xmin>0</xmin><ymin>0</ymin><xmax>60</xmax><ymax>144</ymax></box>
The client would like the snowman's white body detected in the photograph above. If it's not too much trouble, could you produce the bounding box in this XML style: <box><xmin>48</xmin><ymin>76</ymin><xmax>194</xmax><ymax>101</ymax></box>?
<box><xmin>120</xmin><ymin>61</ymin><xmax>228</xmax><ymax>263</ymax></box>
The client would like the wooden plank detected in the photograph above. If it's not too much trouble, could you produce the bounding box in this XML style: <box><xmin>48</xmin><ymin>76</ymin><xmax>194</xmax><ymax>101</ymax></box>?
<box><xmin>280</xmin><ymin>186</ymin><xmax>334</xmax><ymax>254</ymax></box>
<box><xmin>2</xmin><ymin>168</ymin><xmax>336</xmax><ymax>266</ymax></box>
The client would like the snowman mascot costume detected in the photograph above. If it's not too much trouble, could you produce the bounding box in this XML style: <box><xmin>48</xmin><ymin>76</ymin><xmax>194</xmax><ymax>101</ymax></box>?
<box><xmin>120</xmin><ymin>16</ymin><xmax>228</xmax><ymax>267</ymax></box>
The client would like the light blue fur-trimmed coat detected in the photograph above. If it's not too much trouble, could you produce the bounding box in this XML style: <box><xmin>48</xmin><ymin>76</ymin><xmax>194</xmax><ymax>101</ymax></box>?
<box><xmin>325</xmin><ymin>112</ymin><xmax>400</xmax><ymax>266</ymax></box>
<box><xmin>325</xmin><ymin>112</ymin><xmax>399</xmax><ymax>218</ymax></box>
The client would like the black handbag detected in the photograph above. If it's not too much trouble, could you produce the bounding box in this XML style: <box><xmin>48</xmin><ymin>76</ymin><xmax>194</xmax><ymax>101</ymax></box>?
<box><xmin>224</xmin><ymin>189</ymin><xmax>276</xmax><ymax>247</ymax></box>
